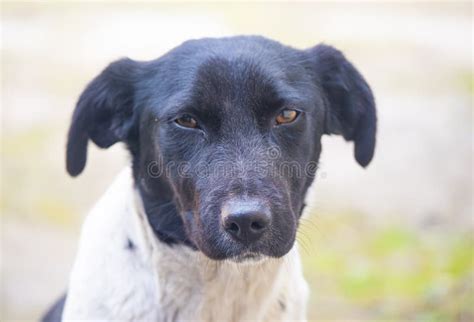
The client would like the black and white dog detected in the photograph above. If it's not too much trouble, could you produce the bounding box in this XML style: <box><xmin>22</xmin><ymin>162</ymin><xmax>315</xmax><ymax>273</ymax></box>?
<box><xmin>43</xmin><ymin>36</ymin><xmax>376</xmax><ymax>321</ymax></box>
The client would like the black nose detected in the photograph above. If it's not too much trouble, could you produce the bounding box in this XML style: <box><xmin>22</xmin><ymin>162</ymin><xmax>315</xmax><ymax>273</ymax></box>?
<box><xmin>222</xmin><ymin>199</ymin><xmax>271</xmax><ymax>244</ymax></box>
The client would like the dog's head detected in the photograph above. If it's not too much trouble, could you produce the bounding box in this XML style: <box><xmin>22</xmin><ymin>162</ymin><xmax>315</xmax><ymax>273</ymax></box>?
<box><xmin>66</xmin><ymin>36</ymin><xmax>376</xmax><ymax>261</ymax></box>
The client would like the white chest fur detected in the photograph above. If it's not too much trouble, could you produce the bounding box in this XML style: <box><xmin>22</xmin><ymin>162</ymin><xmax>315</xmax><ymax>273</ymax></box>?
<box><xmin>62</xmin><ymin>169</ymin><xmax>309</xmax><ymax>322</ymax></box>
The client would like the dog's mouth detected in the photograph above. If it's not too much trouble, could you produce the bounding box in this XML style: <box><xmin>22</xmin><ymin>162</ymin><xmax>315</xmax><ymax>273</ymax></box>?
<box><xmin>230</xmin><ymin>252</ymin><xmax>266</xmax><ymax>263</ymax></box>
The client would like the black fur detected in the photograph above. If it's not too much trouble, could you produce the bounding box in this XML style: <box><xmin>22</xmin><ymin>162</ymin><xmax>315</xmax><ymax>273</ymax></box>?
<box><xmin>66</xmin><ymin>58</ymin><xmax>140</xmax><ymax>176</ymax></box>
<box><xmin>65</xmin><ymin>35</ymin><xmax>376</xmax><ymax>259</ymax></box>
<box><xmin>41</xmin><ymin>294</ymin><xmax>66</xmax><ymax>322</ymax></box>
<box><xmin>308</xmin><ymin>44</ymin><xmax>376</xmax><ymax>166</ymax></box>
<box><xmin>126</xmin><ymin>238</ymin><xmax>136</xmax><ymax>250</ymax></box>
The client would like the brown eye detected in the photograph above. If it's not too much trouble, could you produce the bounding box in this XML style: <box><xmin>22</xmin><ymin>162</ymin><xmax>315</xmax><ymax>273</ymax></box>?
<box><xmin>275</xmin><ymin>109</ymin><xmax>299</xmax><ymax>125</ymax></box>
<box><xmin>175</xmin><ymin>115</ymin><xmax>198</xmax><ymax>129</ymax></box>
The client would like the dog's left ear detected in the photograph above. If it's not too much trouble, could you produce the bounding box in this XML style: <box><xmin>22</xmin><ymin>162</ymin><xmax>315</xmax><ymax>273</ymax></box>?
<box><xmin>66</xmin><ymin>58</ymin><xmax>141</xmax><ymax>177</ymax></box>
<box><xmin>307</xmin><ymin>44</ymin><xmax>377</xmax><ymax>167</ymax></box>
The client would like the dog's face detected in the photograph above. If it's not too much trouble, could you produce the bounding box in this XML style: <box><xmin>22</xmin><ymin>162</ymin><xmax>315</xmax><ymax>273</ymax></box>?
<box><xmin>66</xmin><ymin>36</ymin><xmax>376</xmax><ymax>261</ymax></box>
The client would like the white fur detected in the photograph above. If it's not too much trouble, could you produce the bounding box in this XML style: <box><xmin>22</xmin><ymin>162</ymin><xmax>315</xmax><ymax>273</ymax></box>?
<box><xmin>62</xmin><ymin>168</ymin><xmax>309</xmax><ymax>321</ymax></box>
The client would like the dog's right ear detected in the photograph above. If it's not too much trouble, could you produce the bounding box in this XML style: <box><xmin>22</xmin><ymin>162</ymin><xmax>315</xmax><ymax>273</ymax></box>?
<box><xmin>66</xmin><ymin>58</ymin><xmax>141</xmax><ymax>177</ymax></box>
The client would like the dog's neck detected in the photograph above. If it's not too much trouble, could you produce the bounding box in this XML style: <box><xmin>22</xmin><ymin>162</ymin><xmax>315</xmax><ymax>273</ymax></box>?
<box><xmin>153</xmin><ymin>247</ymin><xmax>290</xmax><ymax>321</ymax></box>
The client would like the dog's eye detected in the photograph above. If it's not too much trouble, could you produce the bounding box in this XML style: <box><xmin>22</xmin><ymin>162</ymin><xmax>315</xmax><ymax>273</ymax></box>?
<box><xmin>175</xmin><ymin>115</ymin><xmax>198</xmax><ymax>129</ymax></box>
<box><xmin>275</xmin><ymin>109</ymin><xmax>299</xmax><ymax>125</ymax></box>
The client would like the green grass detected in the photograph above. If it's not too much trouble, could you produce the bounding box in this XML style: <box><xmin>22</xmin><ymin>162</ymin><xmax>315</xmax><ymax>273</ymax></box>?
<box><xmin>299</xmin><ymin>214</ymin><xmax>474</xmax><ymax>321</ymax></box>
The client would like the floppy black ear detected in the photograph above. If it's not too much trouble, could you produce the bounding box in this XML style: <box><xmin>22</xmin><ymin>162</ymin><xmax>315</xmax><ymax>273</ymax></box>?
<box><xmin>66</xmin><ymin>58</ymin><xmax>140</xmax><ymax>176</ymax></box>
<box><xmin>309</xmin><ymin>44</ymin><xmax>377</xmax><ymax>167</ymax></box>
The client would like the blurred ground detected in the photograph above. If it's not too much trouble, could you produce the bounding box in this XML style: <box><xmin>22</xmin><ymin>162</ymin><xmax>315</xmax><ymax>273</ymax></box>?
<box><xmin>1</xmin><ymin>2</ymin><xmax>472</xmax><ymax>321</ymax></box>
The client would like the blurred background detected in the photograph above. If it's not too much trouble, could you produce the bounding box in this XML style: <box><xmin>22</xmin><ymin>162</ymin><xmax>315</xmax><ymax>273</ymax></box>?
<box><xmin>1</xmin><ymin>2</ymin><xmax>472</xmax><ymax>321</ymax></box>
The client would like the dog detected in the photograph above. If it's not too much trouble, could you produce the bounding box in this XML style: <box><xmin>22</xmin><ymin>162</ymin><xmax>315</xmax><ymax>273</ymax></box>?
<box><xmin>42</xmin><ymin>35</ymin><xmax>376</xmax><ymax>321</ymax></box>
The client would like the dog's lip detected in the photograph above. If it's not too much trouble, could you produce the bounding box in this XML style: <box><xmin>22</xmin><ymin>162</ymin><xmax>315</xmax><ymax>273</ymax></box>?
<box><xmin>231</xmin><ymin>251</ymin><xmax>265</xmax><ymax>263</ymax></box>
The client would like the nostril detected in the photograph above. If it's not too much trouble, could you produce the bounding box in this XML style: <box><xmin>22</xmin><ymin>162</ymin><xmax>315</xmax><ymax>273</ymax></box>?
<box><xmin>250</xmin><ymin>220</ymin><xmax>265</xmax><ymax>231</ymax></box>
<box><xmin>227</xmin><ymin>222</ymin><xmax>240</xmax><ymax>233</ymax></box>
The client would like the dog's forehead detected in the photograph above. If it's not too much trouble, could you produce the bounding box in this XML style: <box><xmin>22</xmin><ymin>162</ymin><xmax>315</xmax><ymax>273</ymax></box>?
<box><xmin>191</xmin><ymin>56</ymin><xmax>281</xmax><ymax>108</ymax></box>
